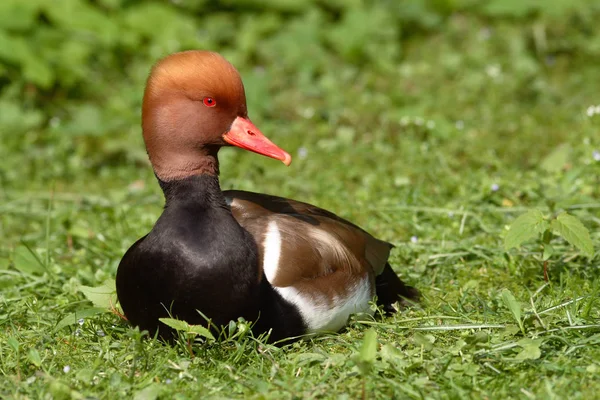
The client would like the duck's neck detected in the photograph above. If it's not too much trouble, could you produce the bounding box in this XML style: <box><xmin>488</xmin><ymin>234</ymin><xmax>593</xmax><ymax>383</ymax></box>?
<box><xmin>158</xmin><ymin>173</ymin><xmax>227</xmax><ymax>209</ymax></box>
<box><xmin>151</xmin><ymin>145</ymin><xmax>221</xmax><ymax>183</ymax></box>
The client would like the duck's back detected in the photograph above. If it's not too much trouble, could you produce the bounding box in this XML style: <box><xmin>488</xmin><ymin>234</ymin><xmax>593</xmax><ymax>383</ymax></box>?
<box><xmin>224</xmin><ymin>190</ymin><xmax>409</xmax><ymax>334</ymax></box>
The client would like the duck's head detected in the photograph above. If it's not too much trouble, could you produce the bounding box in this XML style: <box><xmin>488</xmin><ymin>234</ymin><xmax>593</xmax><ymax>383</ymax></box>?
<box><xmin>142</xmin><ymin>50</ymin><xmax>291</xmax><ymax>181</ymax></box>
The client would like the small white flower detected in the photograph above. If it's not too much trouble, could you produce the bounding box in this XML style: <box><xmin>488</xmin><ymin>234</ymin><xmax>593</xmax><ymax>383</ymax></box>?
<box><xmin>587</xmin><ymin>106</ymin><xmax>596</xmax><ymax>117</ymax></box>
<box><xmin>486</xmin><ymin>64</ymin><xmax>501</xmax><ymax>79</ymax></box>
<box><xmin>298</xmin><ymin>147</ymin><xmax>308</xmax><ymax>159</ymax></box>
<box><xmin>455</xmin><ymin>120</ymin><xmax>464</xmax><ymax>130</ymax></box>
<box><xmin>414</xmin><ymin>117</ymin><xmax>424</xmax><ymax>126</ymax></box>
<box><xmin>301</xmin><ymin>107</ymin><xmax>315</xmax><ymax>119</ymax></box>
<box><xmin>97</xmin><ymin>330</ymin><xmax>105</xmax><ymax>337</ymax></box>
<box><xmin>593</xmin><ymin>150</ymin><xmax>600</xmax><ymax>162</ymax></box>
<box><xmin>78</xmin><ymin>318</ymin><xmax>84</xmax><ymax>326</ymax></box>
<box><xmin>479</xmin><ymin>28</ymin><xmax>491</xmax><ymax>40</ymax></box>
<box><xmin>410</xmin><ymin>236</ymin><xmax>418</xmax><ymax>243</ymax></box>
<box><xmin>491</xmin><ymin>183</ymin><xmax>500</xmax><ymax>192</ymax></box>
<box><xmin>166</xmin><ymin>379</ymin><xmax>172</xmax><ymax>384</ymax></box>
<box><xmin>50</xmin><ymin>117</ymin><xmax>61</xmax><ymax>128</ymax></box>
<box><xmin>426</xmin><ymin>120</ymin><xmax>436</xmax><ymax>129</ymax></box>
<box><xmin>448</xmin><ymin>212</ymin><xmax>454</xmax><ymax>218</ymax></box>
<box><xmin>75</xmin><ymin>329</ymin><xmax>81</xmax><ymax>337</ymax></box>
<box><xmin>63</xmin><ymin>365</ymin><xmax>71</xmax><ymax>373</ymax></box>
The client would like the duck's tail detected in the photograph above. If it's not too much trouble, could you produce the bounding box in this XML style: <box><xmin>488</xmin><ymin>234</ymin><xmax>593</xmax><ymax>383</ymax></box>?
<box><xmin>375</xmin><ymin>263</ymin><xmax>420</xmax><ymax>313</ymax></box>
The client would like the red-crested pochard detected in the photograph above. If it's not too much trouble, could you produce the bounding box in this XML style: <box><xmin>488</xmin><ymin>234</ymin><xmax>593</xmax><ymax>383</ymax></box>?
<box><xmin>116</xmin><ymin>51</ymin><xmax>418</xmax><ymax>342</ymax></box>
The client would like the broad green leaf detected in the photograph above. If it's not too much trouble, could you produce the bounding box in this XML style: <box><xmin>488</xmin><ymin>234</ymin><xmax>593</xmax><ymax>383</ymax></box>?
<box><xmin>501</xmin><ymin>289</ymin><xmax>524</xmax><ymax>333</ymax></box>
<box><xmin>28</xmin><ymin>348</ymin><xmax>42</xmax><ymax>367</ymax></box>
<box><xmin>504</xmin><ymin>210</ymin><xmax>548</xmax><ymax>250</ymax></box>
<box><xmin>411</xmin><ymin>332</ymin><xmax>434</xmax><ymax>351</ymax></box>
<box><xmin>380</xmin><ymin>344</ymin><xmax>408</xmax><ymax>369</ymax></box>
<box><xmin>0</xmin><ymin>1</ymin><xmax>41</xmax><ymax>31</ymax></box>
<box><xmin>542</xmin><ymin>229</ymin><xmax>553</xmax><ymax>244</ymax></box>
<box><xmin>23</xmin><ymin>56</ymin><xmax>54</xmax><ymax>88</ymax></box>
<box><xmin>78</xmin><ymin>280</ymin><xmax>117</xmax><ymax>309</ymax></box>
<box><xmin>187</xmin><ymin>324</ymin><xmax>215</xmax><ymax>341</ymax></box>
<box><xmin>54</xmin><ymin>307</ymin><xmax>107</xmax><ymax>332</ymax></box>
<box><xmin>159</xmin><ymin>318</ymin><xmax>190</xmax><ymax>332</ymax></box>
<box><xmin>540</xmin><ymin>143</ymin><xmax>571</xmax><ymax>172</ymax></box>
<box><xmin>542</xmin><ymin>243</ymin><xmax>554</xmax><ymax>261</ymax></box>
<box><xmin>228</xmin><ymin>320</ymin><xmax>237</xmax><ymax>337</ymax></box>
<box><xmin>49</xmin><ymin>381</ymin><xmax>72</xmax><ymax>399</ymax></box>
<box><xmin>0</xmin><ymin>31</ymin><xmax>34</xmax><ymax>64</ymax></box>
<box><xmin>158</xmin><ymin>318</ymin><xmax>215</xmax><ymax>340</ymax></box>
<box><xmin>41</xmin><ymin>0</ymin><xmax>119</xmax><ymax>46</ymax></box>
<box><xmin>12</xmin><ymin>245</ymin><xmax>46</xmax><ymax>275</ymax></box>
<box><xmin>353</xmin><ymin>329</ymin><xmax>378</xmax><ymax>375</ymax></box>
<box><xmin>0</xmin><ymin>100</ymin><xmax>44</xmax><ymax>132</ymax></box>
<box><xmin>359</xmin><ymin>329</ymin><xmax>378</xmax><ymax>364</ymax></box>
<box><xmin>133</xmin><ymin>384</ymin><xmax>162</xmax><ymax>400</ymax></box>
<box><xmin>551</xmin><ymin>213</ymin><xmax>594</xmax><ymax>257</ymax></box>
<box><xmin>515</xmin><ymin>338</ymin><xmax>543</xmax><ymax>360</ymax></box>
<box><xmin>7</xmin><ymin>337</ymin><xmax>19</xmax><ymax>352</ymax></box>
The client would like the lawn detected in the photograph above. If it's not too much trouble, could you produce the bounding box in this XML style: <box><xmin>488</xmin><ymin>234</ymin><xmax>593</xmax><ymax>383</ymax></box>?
<box><xmin>1</xmin><ymin>1</ymin><xmax>599</xmax><ymax>399</ymax></box>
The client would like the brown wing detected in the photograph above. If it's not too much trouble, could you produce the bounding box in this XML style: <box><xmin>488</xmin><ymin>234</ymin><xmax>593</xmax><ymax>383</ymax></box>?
<box><xmin>224</xmin><ymin>190</ymin><xmax>392</xmax><ymax>291</ymax></box>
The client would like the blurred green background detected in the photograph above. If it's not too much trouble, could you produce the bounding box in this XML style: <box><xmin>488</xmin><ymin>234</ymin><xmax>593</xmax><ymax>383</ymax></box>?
<box><xmin>2</xmin><ymin>0</ymin><xmax>599</xmax><ymax>189</ymax></box>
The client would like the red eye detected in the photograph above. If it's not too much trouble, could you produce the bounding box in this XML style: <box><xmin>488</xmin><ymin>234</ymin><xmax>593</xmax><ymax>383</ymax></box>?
<box><xmin>203</xmin><ymin>97</ymin><xmax>216</xmax><ymax>107</ymax></box>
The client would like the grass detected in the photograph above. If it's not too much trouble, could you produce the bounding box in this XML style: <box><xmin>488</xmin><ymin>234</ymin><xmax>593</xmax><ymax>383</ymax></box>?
<box><xmin>1</xmin><ymin>10</ymin><xmax>600</xmax><ymax>400</ymax></box>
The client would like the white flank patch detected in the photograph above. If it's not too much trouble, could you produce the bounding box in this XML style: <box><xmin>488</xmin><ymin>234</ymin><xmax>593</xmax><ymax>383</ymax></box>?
<box><xmin>262</xmin><ymin>219</ymin><xmax>374</xmax><ymax>333</ymax></box>
<box><xmin>262</xmin><ymin>220</ymin><xmax>282</xmax><ymax>283</ymax></box>
<box><xmin>275</xmin><ymin>277</ymin><xmax>373</xmax><ymax>333</ymax></box>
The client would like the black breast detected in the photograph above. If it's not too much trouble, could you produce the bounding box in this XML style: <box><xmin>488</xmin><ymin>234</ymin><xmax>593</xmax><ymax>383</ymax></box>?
<box><xmin>116</xmin><ymin>175</ymin><xmax>261</xmax><ymax>340</ymax></box>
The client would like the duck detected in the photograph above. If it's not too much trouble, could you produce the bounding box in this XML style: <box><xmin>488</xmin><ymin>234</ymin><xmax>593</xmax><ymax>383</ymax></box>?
<box><xmin>116</xmin><ymin>50</ymin><xmax>418</xmax><ymax>343</ymax></box>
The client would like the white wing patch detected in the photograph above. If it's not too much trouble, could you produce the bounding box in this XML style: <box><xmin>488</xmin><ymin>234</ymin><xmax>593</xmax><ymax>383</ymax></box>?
<box><xmin>262</xmin><ymin>220</ymin><xmax>282</xmax><ymax>283</ymax></box>
<box><xmin>261</xmin><ymin>219</ymin><xmax>374</xmax><ymax>333</ymax></box>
